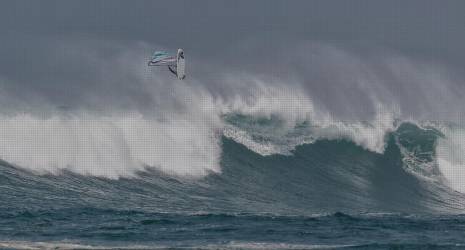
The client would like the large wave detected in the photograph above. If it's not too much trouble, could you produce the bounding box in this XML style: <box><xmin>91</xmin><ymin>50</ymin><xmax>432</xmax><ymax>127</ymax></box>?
<box><xmin>1</xmin><ymin>121</ymin><xmax>465</xmax><ymax>215</ymax></box>
<box><xmin>0</xmin><ymin>40</ymin><xmax>464</xmax><ymax>212</ymax></box>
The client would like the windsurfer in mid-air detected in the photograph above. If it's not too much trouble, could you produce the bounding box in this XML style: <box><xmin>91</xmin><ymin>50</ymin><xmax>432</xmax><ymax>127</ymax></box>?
<box><xmin>148</xmin><ymin>49</ymin><xmax>185</xmax><ymax>80</ymax></box>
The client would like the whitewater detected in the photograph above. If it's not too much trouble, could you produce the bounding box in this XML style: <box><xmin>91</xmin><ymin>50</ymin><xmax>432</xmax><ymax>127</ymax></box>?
<box><xmin>1</xmin><ymin>42</ymin><xmax>465</xmax><ymax>248</ymax></box>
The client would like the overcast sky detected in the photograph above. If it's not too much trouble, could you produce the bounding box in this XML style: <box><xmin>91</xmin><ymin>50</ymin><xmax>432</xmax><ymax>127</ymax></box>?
<box><xmin>2</xmin><ymin>1</ymin><xmax>464</xmax><ymax>58</ymax></box>
<box><xmin>1</xmin><ymin>0</ymin><xmax>464</xmax><ymax>119</ymax></box>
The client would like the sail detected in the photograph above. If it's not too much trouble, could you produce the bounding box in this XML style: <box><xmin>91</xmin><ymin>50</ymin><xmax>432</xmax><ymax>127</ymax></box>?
<box><xmin>148</xmin><ymin>51</ymin><xmax>176</xmax><ymax>66</ymax></box>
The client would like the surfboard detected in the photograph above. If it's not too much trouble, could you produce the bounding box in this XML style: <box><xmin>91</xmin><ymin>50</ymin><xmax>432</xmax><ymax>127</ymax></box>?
<box><xmin>176</xmin><ymin>49</ymin><xmax>186</xmax><ymax>80</ymax></box>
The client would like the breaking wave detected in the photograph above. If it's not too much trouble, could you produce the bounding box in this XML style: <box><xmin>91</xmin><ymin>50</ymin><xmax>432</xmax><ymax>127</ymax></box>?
<box><xmin>1</xmin><ymin>41</ymin><xmax>465</xmax><ymax>216</ymax></box>
<box><xmin>1</xmin><ymin>101</ymin><xmax>465</xmax><ymax>214</ymax></box>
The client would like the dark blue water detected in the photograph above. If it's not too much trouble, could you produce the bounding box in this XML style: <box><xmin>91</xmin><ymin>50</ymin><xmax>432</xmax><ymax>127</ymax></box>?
<box><xmin>1</xmin><ymin>122</ymin><xmax>465</xmax><ymax>249</ymax></box>
<box><xmin>2</xmin><ymin>208</ymin><xmax>465</xmax><ymax>249</ymax></box>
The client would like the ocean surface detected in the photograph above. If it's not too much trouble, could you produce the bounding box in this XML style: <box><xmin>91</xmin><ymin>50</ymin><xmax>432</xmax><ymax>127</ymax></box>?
<box><xmin>3</xmin><ymin>1</ymin><xmax>465</xmax><ymax>248</ymax></box>
<box><xmin>1</xmin><ymin>114</ymin><xmax>465</xmax><ymax>249</ymax></box>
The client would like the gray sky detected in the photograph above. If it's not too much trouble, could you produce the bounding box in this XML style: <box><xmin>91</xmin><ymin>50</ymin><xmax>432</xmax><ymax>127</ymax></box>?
<box><xmin>1</xmin><ymin>0</ymin><xmax>465</xmax><ymax>120</ymax></box>
<box><xmin>2</xmin><ymin>1</ymin><xmax>464</xmax><ymax>59</ymax></box>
